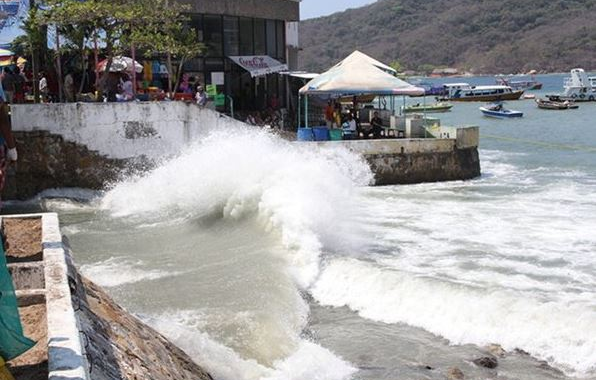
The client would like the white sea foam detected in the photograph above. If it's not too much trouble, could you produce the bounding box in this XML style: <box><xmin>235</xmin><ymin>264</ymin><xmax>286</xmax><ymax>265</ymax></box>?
<box><xmin>311</xmin><ymin>258</ymin><xmax>596</xmax><ymax>377</ymax></box>
<box><xmin>101</xmin><ymin>127</ymin><xmax>372</xmax><ymax>289</ymax></box>
<box><xmin>147</xmin><ymin>310</ymin><xmax>356</xmax><ymax>380</ymax></box>
<box><xmin>80</xmin><ymin>257</ymin><xmax>180</xmax><ymax>287</ymax></box>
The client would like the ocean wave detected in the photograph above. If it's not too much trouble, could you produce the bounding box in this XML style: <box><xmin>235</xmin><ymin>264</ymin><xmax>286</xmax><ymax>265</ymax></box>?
<box><xmin>311</xmin><ymin>258</ymin><xmax>596</xmax><ymax>377</ymax></box>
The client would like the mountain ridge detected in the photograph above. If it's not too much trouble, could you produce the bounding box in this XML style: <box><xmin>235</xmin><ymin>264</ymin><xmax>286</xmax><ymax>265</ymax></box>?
<box><xmin>299</xmin><ymin>0</ymin><xmax>596</xmax><ymax>74</ymax></box>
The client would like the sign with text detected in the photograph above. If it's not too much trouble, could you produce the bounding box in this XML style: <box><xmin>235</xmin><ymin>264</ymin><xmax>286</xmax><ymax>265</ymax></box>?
<box><xmin>228</xmin><ymin>56</ymin><xmax>288</xmax><ymax>78</ymax></box>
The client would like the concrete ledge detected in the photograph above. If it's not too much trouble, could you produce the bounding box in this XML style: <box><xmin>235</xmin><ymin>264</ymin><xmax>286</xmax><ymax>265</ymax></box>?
<box><xmin>41</xmin><ymin>213</ymin><xmax>89</xmax><ymax>380</ymax></box>
<box><xmin>315</xmin><ymin>138</ymin><xmax>456</xmax><ymax>155</ymax></box>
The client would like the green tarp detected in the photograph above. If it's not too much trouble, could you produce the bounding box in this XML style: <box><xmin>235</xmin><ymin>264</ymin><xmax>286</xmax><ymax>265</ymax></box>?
<box><xmin>0</xmin><ymin>242</ymin><xmax>35</xmax><ymax>361</ymax></box>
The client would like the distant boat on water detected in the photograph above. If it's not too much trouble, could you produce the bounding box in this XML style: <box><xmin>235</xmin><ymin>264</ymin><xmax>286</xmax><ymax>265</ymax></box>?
<box><xmin>479</xmin><ymin>102</ymin><xmax>523</xmax><ymax>118</ymax></box>
<box><xmin>496</xmin><ymin>76</ymin><xmax>543</xmax><ymax>91</ymax></box>
<box><xmin>403</xmin><ymin>102</ymin><xmax>453</xmax><ymax>113</ymax></box>
<box><xmin>547</xmin><ymin>68</ymin><xmax>596</xmax><ymax>102</ymax></box>
<box><xmin>440</xmin><ymin>83</ymin><xmax>524</xmax><ymax>102</ymax></box>
<box><xmin>536</xmin><ymin>98</ymin><xmax>579</xmax><ymax>110</ymax></box>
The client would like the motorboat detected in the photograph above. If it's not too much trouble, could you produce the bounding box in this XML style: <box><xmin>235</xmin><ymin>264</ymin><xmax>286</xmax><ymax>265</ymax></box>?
<box><xmin>547</xmin><ymin>68</ymin><xmax>596</xmax><ymax>102</ymax></box>
<box><xmin>537</xmin><ymin>99</ymin><xmax>578</xmax><ymax>109</ymax></box>
<box><xmin>536</xmin><ymin>98</ymin><xmax>579</xmax><ymax>110</ymax></box>
<box><xmin>479</xmin><ymin>103</ymin><xmax>523</xmax><ymax>118</ymax></box>
<box><xmin>441</xmin><ymin>83</ymin><xmax>524</xmax><ymax>101</ymax></box>
<box><xmin>403</xmin><ymin>102</ymin><xmax>453</xmax><ymax>113</ymax></box>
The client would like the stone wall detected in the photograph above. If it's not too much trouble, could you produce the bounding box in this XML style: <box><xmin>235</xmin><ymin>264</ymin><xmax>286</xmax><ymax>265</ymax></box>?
<box><xmin>3</xmin><ymin>130</ymin><xmax>134</xmax><ymax>200</ymax></box>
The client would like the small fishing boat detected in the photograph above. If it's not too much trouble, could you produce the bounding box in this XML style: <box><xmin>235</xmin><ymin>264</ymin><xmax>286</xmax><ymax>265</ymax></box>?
<box><xmin>523</xmin><ymin>94</ymin><xmax>536</xmax><ymax>100</ymax></box>
<box><xmin>403</xmin><ymin>102</ymin><xmax>453</xmax><ymax>113</ymax></box>
<box><xmin>479</xmin><ymin>103</ymin><xmax>523</xmax><ymax>118</ymax></box>
<box><xmin>536</xmin><ymin>98</ymin><xmax>579</xmax><ymax>110</ymax></box>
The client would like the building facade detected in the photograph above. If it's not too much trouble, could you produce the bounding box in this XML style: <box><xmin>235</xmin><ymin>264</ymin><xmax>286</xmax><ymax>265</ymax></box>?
<box><xmin>179</xmin><ymin>0</ymin><xmax>300</xmax><ymax>112</ymax></box>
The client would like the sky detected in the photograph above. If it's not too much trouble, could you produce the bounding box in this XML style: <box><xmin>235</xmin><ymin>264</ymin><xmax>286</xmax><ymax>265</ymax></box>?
<box><xmin>300</xmin><ymin>0</ymin><xmax>377</xmax><ymax>20</ymax></box>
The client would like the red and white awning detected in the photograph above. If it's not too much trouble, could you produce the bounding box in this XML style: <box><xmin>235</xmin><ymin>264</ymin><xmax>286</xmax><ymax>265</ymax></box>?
<box><xmin>228</xmin><ymin>56</ymin><xmax>288</xmax><ymax>78</ymax></box>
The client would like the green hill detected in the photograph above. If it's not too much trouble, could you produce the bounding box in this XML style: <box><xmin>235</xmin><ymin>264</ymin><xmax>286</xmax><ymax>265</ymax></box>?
<box><xmin>299</xmin><ymin>0</ymin><xmax>596</xmax><ymax>74</ymax></box>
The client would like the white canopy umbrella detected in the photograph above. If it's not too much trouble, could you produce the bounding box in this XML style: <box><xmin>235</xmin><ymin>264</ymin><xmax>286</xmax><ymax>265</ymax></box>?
<box><xmin>330</xmin><ymin>50</ymin><xmax>398</xmax><ymax>75</ymax></box>
<box><xmin>299</xmin><ymin>59</ymin><xmax>423</xmax><ymax>96</ymax></box>
<box><xmin>97</xmin><ymin>56</ymin><xmax>143</xmax><ymax>74</ymax></box>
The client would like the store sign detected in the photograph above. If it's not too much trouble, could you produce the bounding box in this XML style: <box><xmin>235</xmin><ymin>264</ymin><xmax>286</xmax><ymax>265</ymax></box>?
<box><xmin>229</xmin><ymin>56</ymin><xmax>288</xmax><ymax>78</ymax></box>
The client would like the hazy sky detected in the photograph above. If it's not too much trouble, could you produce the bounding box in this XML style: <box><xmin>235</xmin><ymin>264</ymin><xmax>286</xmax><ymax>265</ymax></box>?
<box><xmin>301</xmin><ymin>0</ymin><xmax>377</xmax><ymax>20</ymax></box>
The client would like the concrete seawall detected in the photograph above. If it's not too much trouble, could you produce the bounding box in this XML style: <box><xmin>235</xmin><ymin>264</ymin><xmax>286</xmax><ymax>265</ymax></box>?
<box><xmin>6</xmin><ymin>103</ymin><xmax>480</xmax><ymax>200</ymax></box>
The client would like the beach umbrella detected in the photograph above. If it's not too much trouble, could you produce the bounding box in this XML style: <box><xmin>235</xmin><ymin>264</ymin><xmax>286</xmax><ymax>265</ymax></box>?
<box><xmin>0</xmin><ymin>49</ymin><xmax>13</xmax><ymax>58</ymax></box>
<box><xmin>97</xmin><ymin>56</ymin><xmax>143</xmax><ymax>74</ymax></box>
<box><xmin>0</xmin><ymin>49</ymin><xmax>14</xmax><ymax>67</ymax></box>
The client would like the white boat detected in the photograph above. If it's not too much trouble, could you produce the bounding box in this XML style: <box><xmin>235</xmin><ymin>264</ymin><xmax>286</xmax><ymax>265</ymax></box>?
<box><xmin>548</xmin><ymin>68</ymin><xmax>596</xmax><ymax>102</ymax></box>
<box><xmin>440</xmin><ymin>83</ymin><xmax>524</xmax><ymax>101</ymax></box>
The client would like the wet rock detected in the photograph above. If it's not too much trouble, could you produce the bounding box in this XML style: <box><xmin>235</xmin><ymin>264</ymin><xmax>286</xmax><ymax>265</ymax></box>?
<box><xmin>447</xmin><ymin>367</ymin><xmax>465</xmax><ymax>379</ymax></box>
<box><xmin>514</xmin><ymin>348</ymin><xmax>530</xmax><ymax>356</ymax></box>
<box><xmin>486</xmin><ymin>344</ymin><xmax>506</xmax><ymax>357</ymax></box>
<box><xmin>473</xmin><ymin>356</ymin><xmax>498</xmax><ymax>369</ymax></box>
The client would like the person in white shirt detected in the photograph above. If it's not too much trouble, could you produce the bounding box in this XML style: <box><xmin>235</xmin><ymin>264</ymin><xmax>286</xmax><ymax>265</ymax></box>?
<box><xmin>116</xmin><ymin>75</ymin><xmax>134</xmax><ymax>101</ymax></box>
<box><xmin>195</xmin><ymin>85</ymin><xmax>207</xmax><ymax>106</ymax></box>
<box><xmin>342</xmin><ymin>114</ymin><xmax>357</xmax><ymax>140</ymax></box>
<box><xmin>39</xmin><ymin>72</ymin><xmax>48</xmax><ymax>102</ymax></box>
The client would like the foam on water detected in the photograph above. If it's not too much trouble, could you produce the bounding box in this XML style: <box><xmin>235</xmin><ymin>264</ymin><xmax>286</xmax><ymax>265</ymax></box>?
<box><xmin>80</xmin><ymin>257</ymin><xmax>181</xmax><ymax>287</ymax></box>
<box><xmin>102</xmin><ymin>127</ymin><xmax>372</xmax><ymax>289</ymax></box>
<box><xmin>147</xmin><ymin>310</ymin><xmax>356</xmax><ymax>380</ymax></box>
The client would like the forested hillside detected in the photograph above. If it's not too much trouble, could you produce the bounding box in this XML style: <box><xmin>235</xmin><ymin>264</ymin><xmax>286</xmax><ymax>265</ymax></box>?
<box><xmin>299</xmin><ymin>0</ymin><xmax>596</xmax><ymax>74</ymax></box>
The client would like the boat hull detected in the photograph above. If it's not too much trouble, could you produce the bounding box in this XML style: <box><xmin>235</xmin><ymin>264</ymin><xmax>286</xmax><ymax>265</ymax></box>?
<box><xmin>479</xmin><ymin>107</ymin><xmax>523</xmax><ymax>118</ymax></box>
<box><xmin>404</xmin><ymin>104</ymin><xmax>453</xmax><ymax>113</ymax></box>
<box><xmin>447</xmin><ymin>90</ymin><xmax>524</xmax><ymax>102</ymax></box>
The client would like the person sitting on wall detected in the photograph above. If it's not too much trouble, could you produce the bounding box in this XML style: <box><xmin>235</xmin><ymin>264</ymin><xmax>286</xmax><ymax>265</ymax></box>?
<box><xmin>370</xmin><ymin>111</ymin><xmax>385</xmax><ymax>139</ymax></box>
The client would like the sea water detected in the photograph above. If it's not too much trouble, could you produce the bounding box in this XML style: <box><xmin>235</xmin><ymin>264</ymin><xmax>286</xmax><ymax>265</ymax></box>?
<box><xmin>10</xmin><ymin>74</ymin><xmax>596</xmax><ymax>380</ymax></box>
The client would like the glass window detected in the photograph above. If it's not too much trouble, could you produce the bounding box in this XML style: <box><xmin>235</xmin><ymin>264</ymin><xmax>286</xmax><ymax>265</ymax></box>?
<box><xmin>266</xmin><ymin>19</ymin><xmax>276</xmax><ymax>57</ymax></box>
<box><xmin>205</xmin><ymin>58</ymin><xmax>224</xmax><ymax>72</ymax></box>
<box><xmin>203</xmin><ymin>15</ymin><xmax>223</xmax><ymax>57</ymax></box>
<box><xmin>190</xmin><ymin>15</ymin><xmax>204</xmax><ymax>44</ymax></box>
<box><xmin>183</xmin><ymin>58</ymin><xmax>204</xmax><ymax>72</ymax></box>
<box><xmin>276</xmin><ymin>20</ymin><xmax>285</xmax><ymax>61</ymax></box>
<box><xmin>223</xmin><ymin>16</ymin><xmax>239</xmax><ymax>56</ymax></box>
<box><xmin>254</xmin><ymin>19</ymin><xmax>266</xmax><ymax>55</ymax></box>
<box><xmin>239</xmin><ymin>17</ymin><xmax>254</xmax><ymax>55</ymax></box>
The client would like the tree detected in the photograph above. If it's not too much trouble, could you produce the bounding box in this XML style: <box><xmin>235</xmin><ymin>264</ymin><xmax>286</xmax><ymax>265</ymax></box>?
<box><xmin>40</xmin><ymin>0</ymin><xmax>204</xmax><ymax>96</ymax></box>
<box><xmin>389</xmin><ymin>60</ymin><xmax>403</xmax><ymax>75</ymax></box>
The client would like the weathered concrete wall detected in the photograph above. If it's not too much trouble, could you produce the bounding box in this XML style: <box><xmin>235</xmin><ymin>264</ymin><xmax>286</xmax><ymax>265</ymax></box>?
<box><xmin>316</xmin><ymin>129</ymin><xmax>481</xmax><ymax>185</ymax></box>
<box><xmin>180</xmin><ymin>0</ymin><xmax>300</xmax><ymax>21</ymax></box>
<box><xmin>366</xmin><ymin>147</ymin><xmax>480</xmax><ymax>185</ymax></box>
<box><xmin>11</xmin><ymin>102</ymin><xmax>245</xmax><ymax>160</ymax></box>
